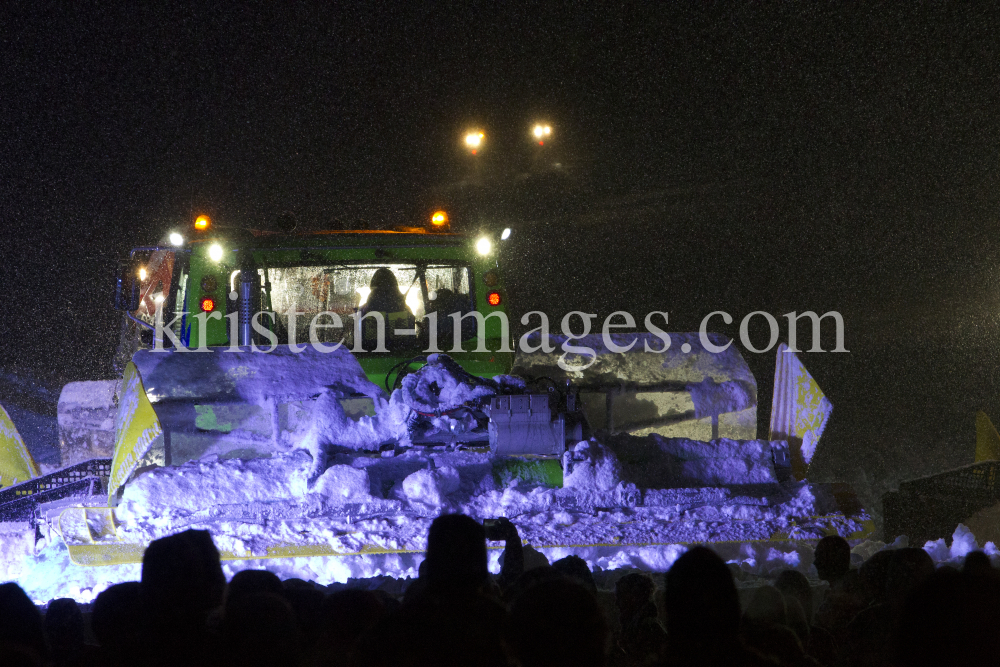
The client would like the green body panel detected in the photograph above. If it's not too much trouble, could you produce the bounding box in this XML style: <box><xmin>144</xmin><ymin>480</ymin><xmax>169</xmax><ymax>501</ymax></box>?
<box><xmin>174</xmin><ymin>231</ymin><xmax>513</xmax><ymax>385</ymax></box>
<box><xmin>492</xmin><ymin>457</ymin><xmax>564</xmax><ymax>488</ymax></box>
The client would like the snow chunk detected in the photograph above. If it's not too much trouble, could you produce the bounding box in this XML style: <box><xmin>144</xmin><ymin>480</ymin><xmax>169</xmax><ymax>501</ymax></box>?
<box><xmin>923</xmin><ymin>524</ymin><xmax>982</xmax><ymax>564</ymax></box>
<box><xmin>563</xmin><ymin>440</ymin><xmax>622</xmax><ymax>491</ymax></box>
<box><xmin>120</xmin><ymin>450</ymin><xmax>312</xmax><ymax>513</ymax></box>
<box><xmin>311</xmin><ymin>465</ymin><xmax>371</xmax><ymax>503</ymax></box>
<box><xmin>300</xmin><ymin>389</ymin><xmax>408</xmax><ymax>457</ymax></box>
<box><xmin>398</xmin><ymin>354</ymin><xmax>496</xmax><ymax>413</ymax></box>
<box><xmin>401</xmin><ymin>466</ymin><xmax>461</xmax><ymax>506</ymax></box>
<box><xmin>950</xmin><ymin>523</ymin><xmax>979</xmax><ymax>559</ymax></box>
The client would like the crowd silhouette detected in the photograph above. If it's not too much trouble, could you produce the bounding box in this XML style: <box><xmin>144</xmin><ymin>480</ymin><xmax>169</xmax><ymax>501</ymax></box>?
<box><xmin>1</xmin><ymin>523</ymin><xmax>999</xmax><ymax>666</ymax></box>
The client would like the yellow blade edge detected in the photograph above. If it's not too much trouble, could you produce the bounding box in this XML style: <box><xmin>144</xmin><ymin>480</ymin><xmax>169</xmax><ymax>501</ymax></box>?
<box><xmin>975</xmin><ymin>411</ymin><xmax>1000</xmax><ymax>463</ymax></box>
<box><xmin>0</xmin><ymin>402</ymin><xmax>40</xmax><ymax>487</ymax></box>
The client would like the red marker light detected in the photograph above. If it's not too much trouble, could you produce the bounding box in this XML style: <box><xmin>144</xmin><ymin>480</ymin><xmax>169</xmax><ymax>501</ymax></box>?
<box><xmin>200</xmin><ymin>297</ymin><xmax>216</xmax><ymax>312</ymax></box>
<box><xmin>487</xmin><ymin>292</ymin><xmax>501</xmax><ymax>307</ymax></box>
<box><xmin>538</xmin><ymin>140</ymin><xmax>544</xmax><ymax>145</ymax></box>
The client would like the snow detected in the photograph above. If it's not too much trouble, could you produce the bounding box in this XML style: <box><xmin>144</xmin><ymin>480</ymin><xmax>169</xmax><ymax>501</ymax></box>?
<box><xmin>57</xmin><ymin>381</ymin><xmax>118</xmax><ymax>415</ymax></box>
<box><xmin>563</xmin><ymin>441</ymin><xmax>622</xmax><ymax>491</ymax></box>
<box><xmin>0</xmin><ymin>355</ymin><xmax>878</xmax><ymax>604</ymax></box>
<box><xmin>397</xmin><ymin>354</ymin><xmax>498</xmax><ymax>413</ymax></box>
<box><xmin>133</xmin><ymin>345</ymin><xmax>383</xmax><ymax>404</ymax></box>
<box><xmin>312</xmin><ymin>465</ymin><xmax>372</xmax><ymax>503</ymax></box>
<box><xmin>400</xmin><ymin>465</ymin><xmax>461</xmax><ymax>506</ymax></box>
<box><xmin>686</xmin><ymin>378</ymin><xmax>755</xmax><ymax>419</ymax></box>
<box><xmin>3</xmin><ymin>432</ymin><xmax>882</xmax><ymax>603</ymax></box>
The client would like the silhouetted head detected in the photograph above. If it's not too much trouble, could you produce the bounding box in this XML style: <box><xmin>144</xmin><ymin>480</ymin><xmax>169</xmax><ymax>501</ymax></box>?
<box><xmin>222</xmin><ymin>592</ymin><xmax>301</xmax><ymax>667</ymax></box>
<box><xmin>783</xmin><ymin>596</ymin><xmax>811</xmax><ymax>645</ymax></box>
<box><xmin>503</xmin><ymin>566</ymin><xmax>565</xmax><ymax>608</ymax></box>
<box><xmin>814</xmin><ymin>535</ymin><xmax>851</xmax><ymax>583</ymax></box>
<box><xmin>743</xmin><ymin>585</ymin><xmax>787</xmax><ymax>629</ymax></box>
<box><xmin>422</xmin><ymin>514</ymin><xmax>490</xmax><ymax>594</ymax></box>
<box><xmin>0</xmin><ymin>583</ymin><xmax>47</xmax><ymax>662</ymax></box>
<box><xmin>283</xmin><ymin>586</ymin><xmax>325</xmax><ymax>649</ymax></box>
<box><xmin>92</xmin><ymin>581</ymin><xmax>142</xmax><ymax>650</ymax></box>
<box><xmin>895</xmin><ymin>567</ymin><xmax>1000</xmax><ymax>665</ymax></box>
<box><xmin>140</xmin><ymin>529</ymin><xmax>225</xmax><ymax>633</ymax></box>
<box><xmin>885</xmin><ymin>547</ymin><xmax>935</xmax><ymax>605</ymax></box>
<box><xmin>509</xmin><ymin>579</ymin><xmax>608</xmax><ymax>667</ymax></box>
<box><xmin>363</xmin><ymin>268</ymin><xmax>407</xmax><ymax>314</ymax></box>
<box><xmin>858</xmin><ymin>548</ymin><xmax>895</xmax><ymax>604</ymax></box>
<box><xmin>370</xmin><ymin>267</ymin><xmax>399</xmax><ymax>292</ymax></box>
<box><xmin>664</xmin><ymin>547</ymin><xmax>740</xmax><ymax>652</ymax></box>
<box><xmin>615</xmin><ymin>573</ymin><xmax>656</xmax><ymax>622</ymax></box>
<box><xmin>319</xmin><ymin>589</ymin><xmax>387</xmax><ymax>647</ymax></box>
<box><xmin>773</xmin><ymin>569</ymin><xmax>813</xmax><ymax>621</ymax></box>
<box><xmin>43</xmin><ymin>598</ymin><xmax>84</xmax><ymax>657</ymax></box>
<box><xmin>552</xmin><ymin>555</ymin><xmax>597</xmax><ymax>594</ymax></box>
<box><xmin>226</xmin><ymin>569</ymin><xmax>283</xmax><ymax>609</ymax></box>
<box><xmin>963</xmin><ymin>550</ymin><xmax>993</xmax><ymax>577</ymax></box>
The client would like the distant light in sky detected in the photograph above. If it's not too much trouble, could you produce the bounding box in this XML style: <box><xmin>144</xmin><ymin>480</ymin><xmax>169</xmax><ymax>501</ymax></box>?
<box><xmin>465</xmin><ymin>131</ymin><xmax>484</xmax><ymax>149</ymax></box>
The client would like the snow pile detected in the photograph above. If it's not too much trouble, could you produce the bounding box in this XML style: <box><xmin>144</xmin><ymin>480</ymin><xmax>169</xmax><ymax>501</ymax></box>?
<box><xmin>298</xmin><ymin>389</ymin><xmax>409</xmax><ymax>459</ymax></box>
<box><xmin>312</xmin><ymin>465</ymin><xmax>372</xmax><ymax>503</ymax></box>
<box><xmin>118</xmin><ymin>451</ymin><xmax>313</xmax><ymax>517</ymax></box>
<box><xmin>562</xmin><ymin>441</ymin><xmax>622</xmax><ymax>491</ymax></box>
<box><xmin>922</xmin><ymin>523</ymin><xmax>1000</xmax><ymax>565</ymax></box>
<box><xmin>400</xmin><ymin>465</ymin><xmax>461</xmax><ymax>506</ymax></box>
<box><xmin>610</xmin><ymin>435</ymin><xmax>780</xmax><ymax>489</ymax></box>
<box><xmin>398</xmin><ymin>354</ymin><xmax>497</xmax><ymax>413</ymax></box>
<box><xmin>657</xmin><ymin>438</ymin><xmax>778</xmax><ymax>487</ymax></box>
<box><xmin>0</xmin><ymin>523</ymin><xmax>34</xmax><ymax>584</ymax></box>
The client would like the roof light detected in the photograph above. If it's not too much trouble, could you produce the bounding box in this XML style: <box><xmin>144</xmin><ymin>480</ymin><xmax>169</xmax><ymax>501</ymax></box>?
<box><xmin>138</xmin><ymin>268</ymin><xmax>148</xmax><ymax>281</ymax></box>
<box><xmin>208</xmin><ymin>243</ymin><xmax>224</xmax><ymax>262</ymax></box>
<box><xmin>532</xmin><ymin>124</ymin><xmax>552</xmax><ymax>142</ymax></box>
<box><xmin>465</xmin><ymin>131</ymin><xmax>485</xmax><ymax>153</ymax></box>
<box><xmin>431</xmin><ymin>210</ymin><xmax>449</xmax><ymax>228</ymax></box>
<box><xmin>476</xmin><ymin>237</ymin><xmax>492</xmax><ymax>256</ymax></box>
<box><xmin>169</xmin><ymin>232</ymin><xmax>184</xmax><ymax>246</ymax></box>
<box><xmin>487</xmin><ymin>291</ymin><xmax>502</xmax><ymax>307</ymax></box>
<box><xmin>194</xmin><ymin>214</ymin><xmax>211</xmax><ymax>231</ymax></box>
<box><xmin>501</xmin><ymin>228</ymin><xmax>511</xmax><ymax>240</ymax></box>
<box><xmin>200</xmin><ymin>297</ymin><xmax>216</xmax><ymax>312</ymax></box>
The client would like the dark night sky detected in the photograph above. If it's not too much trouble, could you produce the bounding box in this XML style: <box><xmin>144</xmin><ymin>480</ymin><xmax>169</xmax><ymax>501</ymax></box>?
<box><xmin>3</xmin><ymin>3</ymin><xmax>1000</xmax><ymax>507</ymax></box>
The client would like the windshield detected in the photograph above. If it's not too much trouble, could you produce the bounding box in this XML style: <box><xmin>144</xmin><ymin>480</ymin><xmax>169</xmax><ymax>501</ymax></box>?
<box><xmin>265</xmin><ymin>262</ymin><xmax>473</xmax><ymax>350</ymax></box>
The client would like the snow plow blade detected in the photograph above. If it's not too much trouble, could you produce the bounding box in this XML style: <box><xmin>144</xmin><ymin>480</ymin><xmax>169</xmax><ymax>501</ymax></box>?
<box><xmin>0</xmin><ymin>403</ymin><xmax>40</xmax><ymax>488</ymax></box>
<box><xmin>102</xmin><ymin>347</ymin><xmax>388</xmax><ymax>502</ymax></box>
<box><xmin>511</xmin><ymin>332</ymin><xmax>757</xmax><ymax>441</ymax></box>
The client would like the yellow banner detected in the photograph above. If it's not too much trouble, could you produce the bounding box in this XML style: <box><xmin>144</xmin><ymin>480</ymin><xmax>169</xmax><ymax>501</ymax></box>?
<box><xmin>770</xmin><ymin>343</ymin><xmax>832</xmax><ymax>479</ymax></box>
<box><xmin>0</xmin><ymin>403</ymin><xmax>40</xmax><ymax>488</ymax></box>
<box><xmin>107</xmin><ymin>362</ymin><xmax>162</xmax><ymax>503</ymax></box>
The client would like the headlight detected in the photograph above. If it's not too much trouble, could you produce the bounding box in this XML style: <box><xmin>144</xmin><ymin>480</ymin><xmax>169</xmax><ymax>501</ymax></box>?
<box><xmin>208</xmin><ymin>244</ymin><xmax>224</xmax><ymax>262</ymax></box>
<box><xmin>476</xmin><ymin>237</ymin><xmax>492</xmax><ymax>256</ymax></box>
<box><xmin>169</xmin><ymin>232</ymin><xmax>184</xmax><ymax>246</ymax></box>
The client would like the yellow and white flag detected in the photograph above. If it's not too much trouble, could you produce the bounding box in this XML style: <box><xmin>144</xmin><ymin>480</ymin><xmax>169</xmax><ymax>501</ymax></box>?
<box><xmin>107</xmin><ymin>362</ymin><xmax>162</xmax><ymax>503</ymax></box>
<box><xmin>769</xmin><ymin>343</ymin><xmax>832</xmax><ymax>479</ymax></box>
<box><xmin>0</xmin><ymin>404</ymin><xmax>40</xmax><ymax>488</ymax></box>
